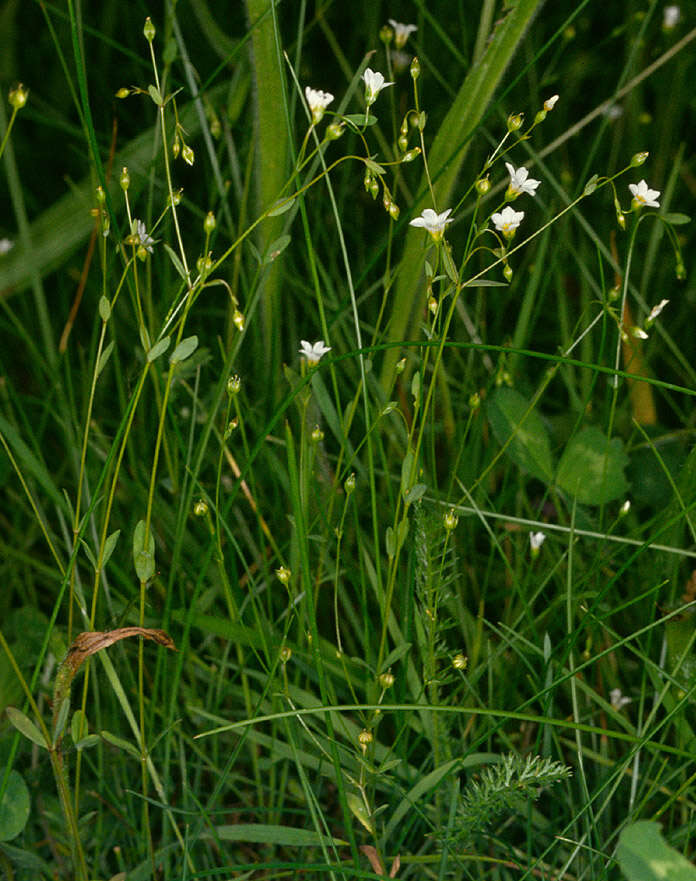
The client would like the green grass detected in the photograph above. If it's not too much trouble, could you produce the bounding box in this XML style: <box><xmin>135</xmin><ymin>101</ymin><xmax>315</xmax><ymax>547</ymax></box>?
<box><xmin>1</xmin><ymin>2</ymin><xmax>695</xmax><ymax>879</ymax></box>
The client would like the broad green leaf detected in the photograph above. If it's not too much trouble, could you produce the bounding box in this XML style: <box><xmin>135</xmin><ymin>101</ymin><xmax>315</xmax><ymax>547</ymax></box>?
<box><xmin>263</xmin><ymin>235</ymin><xmax>291</xmax><ymax>264</ymax></box>
<box><xmin>583</xmin><ymin>174</ymin><xmax>599</xmax><ymax>195</ymax></box>
<box><xmin>147</xmin><ymin>83</ymin><xmax>163</xmax><ymax>105</ymax></box>
<box><xmin>170</xmin><ymin>335</ymin><xmax>198</xmax><ymax>364</ymax></box>
<box><xmin>98</xmin><ymin>295</ymin><xmax>111</xmax><ymax>322</ymax></box>
<box><xmin>556</xmin><ymin>427</ymin><xmax>628</xmax><ymax>505</ymax></box>
<box><xmin>0</xmin><ymin>770</ymin><xmax>30</xmax><ymax>842</ymax></box>
<box><xmin>132</xmin><ymin>519</ymin><xmax>155</xmax><ymax>582</ymax></box>
<box><xmin>662</xmin><ymin>212</ymin><xmax>691</xmax><ymax>226</ymax></box>
<box><xmin>347</xmin><ymin>792</ymin><xmax>374</xmax><ymax>834</ymax></box>
<box><xmin>617</xmin><ymin>821</ymin><xmax>696</xmax><ymax>881</ymax></box>
<box><xmin>101</xmin><ymin>729</ymin><xmax>141</xmax><ymax>760</ymax></box>
<box><xmin>147</xmin><ymin>336</ymin><xmax>171</xmax><ymax>362</ymax></box>
<box><xmin>96</xmin><ymin>340</ymin><xmax>114</xmax><ymax>377</ymax></box>
<box><xmin>5</xmin><ymin>707</ymin><xmax>48</xmax><ymax>749</ymax></box>
<box><xmin>343</xmin><ymin>113</ymin><xmax>377</xmax><ymax>128</ymax></box>
<box><xmin>71</xmin><ymin>709</ymin><xmax>88</xmax><ymax>746</ymax></box>
<box><xmin>215</xmin><ymin>824</ymin><xmax>347</xmax><ymax>846</ymax></box>
<box><xmin>405</xmin><ymin>483</ymin><xmax>428</xmax><ymax>504</ymax></box>
<box><xmin>487</xmin><ymin>388</ymin><xmax>554</xmax><ymax>482</ymax></box>
<box><xmin>102</xmin><ymin>529</ymin><xmax>121</xmax><ymax>568</ymax></box>
<box><xmin>267</xmin><ymin>197</ymin><xmax>295</xmax><ymax>216</ymax></box>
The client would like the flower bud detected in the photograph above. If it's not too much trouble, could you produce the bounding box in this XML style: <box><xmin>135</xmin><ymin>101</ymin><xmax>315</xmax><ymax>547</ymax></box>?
<box><xmin>507</xmin><ymin>112</ymin><xmax>524</xmax><ymax>133</ymax></box>
<box><xmin>233</xmin><ymin>309</ymin><xmax>245</xmax><ymax>332</ymax></box>
<box><xmin>344</xmin><ymin>472</ymin><xmax>356</xmax><ymax>494</ymax></box>
<box><xmin>469</xmin><ymin>392</ymin><xmax>481</xmax><ymax>411</ymax></box>
<box><xmin>8</xmin><ymin>84</ymin><xmax>28</xmax><ymax>111</ymax></box>
<box><xmin>397</xmin><ymin>133</ymin><xmax>409</xmax><ymax>152</ymax></box>
<box><xmin>311</xmin><ymin>425</ymin><xmax>324</xmax><ymax>443</ymax></box>
<box><xmin>608</xmin><ymin>283</ymin><xmax>621</xmax><ymax>301</ymax></box>
<box><xmin>275</xmin><ymin>566</ymin><xmax>291</xmax><ymax>585</ymax></box>
<box><xmin>227</xmin><ymin>374</ymin><xmax>241</xmax><ymax>395</ymax></box>
<box><xmin>172</xmin><ymin>136</ymin><xmax>180</xmax><ymax>159</ymax></box>
<box><xmin>676</xmin><ymin>259</ymin><xmax>686</xmax><ymax>280</ymax></box>
<box><xmin>193</xmin><ymin>499</ymin><xmax>208</xmax><ymax>517</ymax></box>
<box><xmin>143</xmin><ymin>17</ymin><xmax>156</xmax><ymax>42</ymax></box>
<box><xmin>326</xmin><ymin>121</ymin><xmax>344</xmax><ymax>141</ymax></box>
<box><xmin>452</xmin><ymin>653</ymin><xmax>468</xmax><ymax>670</ymax></box>
<box><xmin>475</xmin><ymin>176</ymin><xmax>491</xmax><ymax>196</ymax></box>
<box><xmin>224</xmin><ymin>419</ymin><xmax>238</xmax><ymax>439</ymax></box>
<box><xmin>396</xmin><ymin>357</ymin><xmax>407</xmax><ymax>375</ymax></box>
<box><xmin>182</xmin><ymin>144</ymin><xmax>195</xmax><ymax>166</ymax></box>
<box><xmin>503</xmin><ymin>264</ymin><xmax>513</xmax><ymax>282</ymax></box>
<box><xmin>119</xmin><ymin>166</ymin><xmax>130</xmax><ymax>191</ymax></box>
<box><xmin>379</xmin><ymin>671</ymin><xmax>394</xmax><ymax>689</ymax></box>
<box><xmin>428</xmin><ymin>295</ymin><xmax>438</xmax><ymax>316</ymax></box>
<box><xmin>616</xmin><ymin>211</ymin><xmax>626</xmax><ymax>231</ymax></box>
<box><xmin>380</xmin><ymin>24</ymin><xmax>393</xmax><ymax>46</ymax></box>
<box><xmin>115</xmin><ymin>87</ymin><xmax>131</xmax><ymax>99</ymax></box>
<box><xmin>169</xmin><ymin>189</ymin><xmax>183</xmax><ymax>206</ymax></box>
<box><xmin>444</xmin><ymin>508</ymin><xmax>459</xmax><ymax>532</ymax></box>
<box><xmin>619</xmin><ymin>499</ymin><xmax>631</xmax><ymax>517</ymax></box>
<box><xmin>204</xmin><ymin>211</ymin><xmax>216</xmax><ymax>234</ymax></box>
<box><xmin>388</xmin><ymin>201</ymin><xmax>400</xmax><ymax>221</ymax></box>
<box><xmin>279</xmin><ymin>645</ymin><xmax>292</xmax><ymax>663</ymax></box>
<box><xmin>402</xmin><ymin>147</ymin><xmax>421</xmax><ymax>163</ymax></box>
<box><xmin>358</xmin><ymin>729</ymin><xmax>373</xmax><ymax>751</ymax></box>
<box><xmin>630</xmin><ymin>151</ymin><xmax>649</xmax><ymax>167</ymax></box>
<box><xmin>96</xmin><ymin>186</ymin><xmax>106</xmax><ymax>205</ymax></box>
<box><xmin>410</xmin><ymin>57</ymin><xmax>421</xmax><ymax>80</ymax></box>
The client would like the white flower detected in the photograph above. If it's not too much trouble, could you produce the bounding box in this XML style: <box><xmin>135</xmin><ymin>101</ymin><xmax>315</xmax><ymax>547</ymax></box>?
<box><xmin>363</xmin><ymin>68</ymin><xmax>394</xmax><ymax>105</ymax></box>
<box><xmin>603</xmin><ymin>103</ymin><xmax>623</xmax><ymax>120</ymax></box>
<box><xmin>388</xmin><ymin>19</ymin><xmax>417</xmax><ymax>49</ymax></box>
<box><xmin>543</xmin><ymin>94</ymin><xmax>559</xmax><ymax>112</ymax></box>
<box><xmin>610</xmin><ymin>688</ymin><xmax>632</xmax><ymax>711</ymax></box>
<box><xmin>0</xmin><ymin>238</ymin><xmax>14</xmax><ymax>255</ymax></box>
<box><xmin>389</xmin><ymin>50</ymin><xmax>412</xmax><ymax>74</ymax></box>
<box><xmin>299</xmin><ymin>339</ymin><xmax>331</xmax><ymax>365</ymax></box>
<box><xmin>134</xmin><ymin>219</ymin><xmax>155</xmax><ymax>253</ymax></box>
<box><xmin>305</xmin><ymin>86</ymin><xmax>334</xmax><ymax>124</ymax></box>
<box><xmin>663</xmin><ymin>5</ymin><xmax>681</xmax><ymax>29</ymax></box>
<box><xmin>491</xmin><ymin>205</ymin><xmax>525</xmax><ymax>238</ymax></box>
<box><xmin>647</xmin><ymin>299</ymin><xmax>669</xmax><ymax>325</ymax></box>
<box><xmin>409</xmin><ymin>207</ymin><xmax>453</xmax><ymax>241</ymax></box>
<box><xmin>630</xmin><ymin>326</ymin><xmax>649</xmax><ymax>340</ymax></box>
<box><xmin>619</xmin><ymin>499</ymin><xmax>631</xmax><ymax>516</ymax></box>
<box><xmin>529</xmin><ymin>531</ymin><xmax>546</xmax><ymax>552</ymax></box>
<box><xmin>629</xmin><ymin>179</ymin><xmax>660</xmax><ymax>209</ymax></box>
<box><xmin>505</xmin><ymin>162</ymin><xmax>541</xmax><ymax>199</ymax></box>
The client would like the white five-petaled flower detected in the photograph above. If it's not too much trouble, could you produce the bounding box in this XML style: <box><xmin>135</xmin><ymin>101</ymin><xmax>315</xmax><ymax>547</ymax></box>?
<box><xmin>529</xmin><ymin>531</ymin><xmax>546</xmax><ymax>552</ymax></box>
<box><xmin>0</xmin><ymin>238</ymin><xmax>14</xmax><ymax>255</ymax></box>
<box><xmin>299</xmin><ymin>339</ymin><xmax>331</xmax><ymax>365</ymax></box>
<box><xmin>362</xmin><ymin>68</ymin><xmax>394</xmax><ymax>105</ymax></box>
<box><xmin>629</xmin><ymin>179</ymin><xmax>660</xmax><ymax>209</ymax></box>
<box><xmin>491</xmin><ymin>205</ymin><xmax>525</xmax><ymax>238</ymax></box>
<box><xmin>305</xmin><ymin>86</ymin><xmax>334</xmax><ymax>124</ymax></box>
<box><xmin>135</xmin><ymin>219</ymin><xmax>155</xmax><ymax>253</ymax></box>
<box><xmin>505</xmin><ymin>162</ymin><xmax>541</xmax><ymax>200</ymax></box>
<box><xmin>610</xmin><ymin>688</ymin><xmax>632</xmax><ymax>711</ymax></box>
<box><xmin>409</xmin><ymin>207</ymin><xmax>453</xmax><ymax>241</ymax></box>
<box><xmin>663</xmin><ymin>5</ymin><xmax>681</xmax><ymax>29</ymax></box>
<box><xmin>388</xmin><ymin>19</ymin><xmax>417</xmax><ymax>49</ymax></box>
<box><xmin>544</xmin><ymin>94</ymin><xmax>559</xmax><ymax>112</ymax></box>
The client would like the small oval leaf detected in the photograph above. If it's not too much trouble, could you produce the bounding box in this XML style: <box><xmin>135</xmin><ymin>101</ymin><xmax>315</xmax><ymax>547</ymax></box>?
<box><xmin>147</xmin><ymin>336</ymin><xmax>171</xmax><ymax>362</ymax></box>
<box><xmin>170</xmin><ymin>335</ymin><xmax>198</xmax><ymax>364</ymax></box>
<box><xmin>5</xmin><ymin>707</ymin><xmax>48</xmax><ymax>749</ymax></box>
<box><xmin>96</xmin><ymin>340</ymin><xmax>114</xmax><ymax>377</ymax></box>
<box><xmin>0</xmin><ymin>769</ymin><xmax>31</xmax><ymax>841</ymax></box>
<box><xmin>98</xmin><ymin>295</ymin><xmax>111</xmax><ymax>322</ymax></box>
<box><xmin>268</xmin><ymin>197</ymin><xmax>296</xmax><ymax>217</ymax></box>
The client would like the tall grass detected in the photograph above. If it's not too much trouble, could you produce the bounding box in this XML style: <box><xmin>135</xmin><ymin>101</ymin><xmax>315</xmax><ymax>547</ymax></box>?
<box><xmin>1</xmin><ymin>2</ymin><xmax>695</xmax><ymax>879</ymax></box>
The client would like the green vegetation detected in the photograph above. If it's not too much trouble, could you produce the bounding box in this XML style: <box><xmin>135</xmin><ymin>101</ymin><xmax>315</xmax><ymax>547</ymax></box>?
<box><xmin>1</xmin><ymin>2</ymin><xmax>695</xmax><ymax>879</ymax></box>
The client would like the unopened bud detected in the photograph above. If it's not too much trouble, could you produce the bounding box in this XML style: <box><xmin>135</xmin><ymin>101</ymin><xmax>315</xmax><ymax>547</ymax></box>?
<box><xmin>119</xmin><ymin>167</ymin><xmax>130</xmax><ymax>191</ymax></box>
<box><xmin>276</xmin><ymin>566</ymin><xmax>291</xmax><ymax>585</ymax></box>
<box><xmin>311</xmin><ymin>425</ymin><xmax>324</xmax><ymax>443</ymax></box>
<box><xmin>676</xmin><ymin>259</ymin><xmax>686</xmax><ymax>281</ymax></box>
<box><xmin>8</xmin><ymin>83</ymin><xmax>28</xmax><ymax>110</ymax></box>
<box><xmin>115</xmin><ymin>87</ymin><xmax>131</xmax><ymax>99</ymax></box>
<box><xmin>380</xmin><ymin>24</ymin><xmax>393</xmax><ymax>46</ymax></box>
<box><xmin>475</xmin><ymin>176</ymin><xmax>491</xmax><ymax>196</ymax></box>
<box><xmin>233</xmin><ymin>309</ymin><xmax>245</xmax><ymax>332</ymax></box>
<box><xmin>507</xmin><ymin>112</ymin><xmax>524</xmax><ymax>133</ymax></box>
<box><xmin>452</xmin><ymin>653</ymin><xmax>468</xmax><ymax>670</ymax></box>
<box><xmin>397</xmin><ymin>133</ymin><xmax>409</xmax><ymax>152</ymax></box>
<box><xmin>279</xmin><ymin>645</ymin><xmax>292</xmax><ymax>663</ymax></box>
<box><xmin>326</xmin><ymin>121</ymin><xmax>344</xmax><ymax>141</ymax></box>
<box><xmin>619</xmin><ymin>499</ymin><xmax>631</xmax><ymax>517</ymax></box>
<box><xmin>630</xmin><ymin>151</ymin><xmax>649</xmax><ymax>167</ymax></box>
<box><xmin>227</xmin><ymin>374</ymin><xmax>241</xmax><ymax>395</ymax></box>
<box><xmin>410</xmin><ymin>57</ymin><xmax>421</xmax><ymax>80</ymax></box>
<box><xmin>402</xmin><ymin>147</ymin><xmax>421</xmax><ymax>162</ymax></box>
<box><xmin>444</xmin><ymin>508</ymin><xmax>459</xmax><ymax>532</ymax></box>
<box><xmin>379</xmin><ymin>671</ymin><xmax>394</xmax><ymax>689</ymax></box>
<box><xmin>193</xmin><ymin>499</ymin><xmax>208</xmax><ymax>517</ymax></box>
<box><xmin>344</xmin><ymin>473</ymin><xmax>356</xmax><ymax>494</ymax></box>
<box><xmin>608</xmin><ymin>283</ymin><xmax>621</xmax><ymax>301</ymax></box>
<box><xmin>172</xmin><ymin>136</ymin><xmax>180</xmax><ymax>159</ymax></box>
<box><xmin>182</xmin><ymin>144</ymin><xmax>194</xmax><ymax>166</ymax></box>
<box><xmin>469</xmin><ymin>392</ymin><xmax>481</xmax><ymax>411</ymax></box>
<box><xmin>428</xmin><ymin>295</ymin><xmax>438</xmax><ymax>316</ymax></box>
<box><xmin>358</xmin><ymin>729</ymin><xmax>373</xmax><ymax>751</ymax></box>
<box><xmin>96</xmin><ymin>186</ymin><xmax>106</xmax><ymax>205</ymax></box>
<box><xmin>388</xmin><ymin>201</ymin><xmax>400</xmax><ymax>221</ymax></box>
<box><xmin>204</xmin><ymin>211</ymin><xmax>216</xmax><ymax>234</ymax></box>
<box><xmin>143</xmin><ymin>17</ymin><xmax>156</xmax><ymax>42</ymax></box>
<box><xmin>396</xmin><ymin>357</ymin><xmax>407</xmax><ymax>375</ymax></box>
<box><xmin>503</xmin><ymin>264</ymin><xmax>513</xmax><ymax>282</ymax></box>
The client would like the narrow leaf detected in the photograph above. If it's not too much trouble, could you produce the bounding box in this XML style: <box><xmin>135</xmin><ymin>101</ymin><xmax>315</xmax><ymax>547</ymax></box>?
<box><xmin>5</xmin><ymin>707</ymin><xmax>48</xmax><ymax>749</ymax></box>
<box><xmin>163</xmin><ymin>243</ymin><xmax>187</xmax><ymax>280</ymax></box>
<box><xmin>96</xmin><ymin>340</ymin><xmax>114</xmax><ymax>377</ymax></box>
<box><xmin>102</xmin><ymin>529</ymin><xmax>121</xmax><ymax>568</ymax></box>
<box><xmin>267</xmin><ymin>197</ymin><xmax>296</xmax><ymax>216</ymax></box>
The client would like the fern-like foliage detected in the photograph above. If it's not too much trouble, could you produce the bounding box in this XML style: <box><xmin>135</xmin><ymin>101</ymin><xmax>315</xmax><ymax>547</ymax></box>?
<box><xmin>454</xmin><ymin>753</ymin><xmax>572</xmax><ymax>843</ymax></box>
